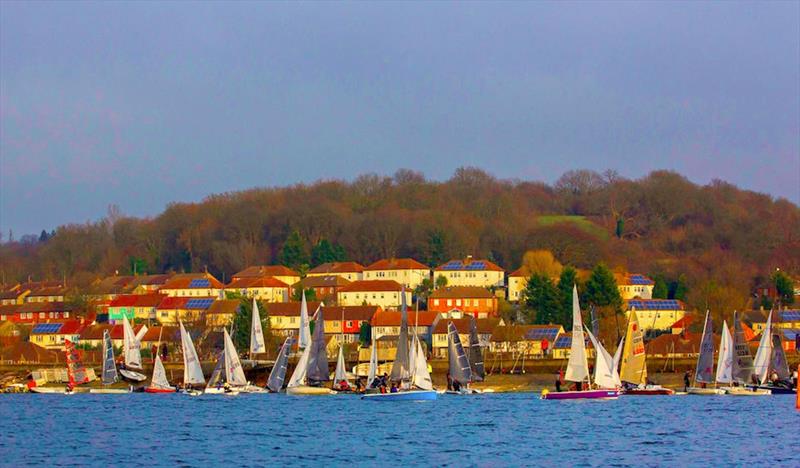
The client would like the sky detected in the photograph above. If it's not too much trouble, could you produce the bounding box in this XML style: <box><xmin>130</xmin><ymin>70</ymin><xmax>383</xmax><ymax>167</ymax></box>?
<box><xmin>1</xmin><ymin>1</ymin><xmax>798</xmax><ymax>236</ymax></box>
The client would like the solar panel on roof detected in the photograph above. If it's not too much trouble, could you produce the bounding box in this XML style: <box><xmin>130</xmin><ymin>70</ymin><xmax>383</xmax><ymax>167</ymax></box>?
<box><xmin>189</xmin><ymin>279</ymin><xmax>211</xmax><ymax>288</ymax></box>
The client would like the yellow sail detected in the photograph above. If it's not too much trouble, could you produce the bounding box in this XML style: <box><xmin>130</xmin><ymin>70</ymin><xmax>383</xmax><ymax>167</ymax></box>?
<box><xmin>620</xmin><ymin>310</ymin><xmax>647</xmax><ymax>385</ymax></box>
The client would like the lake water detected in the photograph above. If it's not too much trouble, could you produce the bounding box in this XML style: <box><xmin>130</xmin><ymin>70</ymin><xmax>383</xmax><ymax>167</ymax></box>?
<box><xmin>1</xmin><ymin>392</ymin><xmax>798</xmax><ymax>466</ymax></box>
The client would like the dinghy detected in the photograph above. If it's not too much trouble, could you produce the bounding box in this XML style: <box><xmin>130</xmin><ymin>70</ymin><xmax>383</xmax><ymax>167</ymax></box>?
<box><xmin>542</xmin><ymin>286</ymin><xmax>620</xmax><ymax>400</ymax></box>
<box><xmin>90</xmin><ymin>330</ymin><xmax>131</xmax><ymax>394</ymax></box>
<box><xmin>747</xmin><ymin>311</ymin><xmax>795</xmax><ymax>394</ymax></box>
<box><xmin>687</xmin><ymin>311</ymin><xmax>726</xmax><ymax>395</ymax></box>
<box><xmin>266</xmin><ymin>337</ymin><xmax>293</xmax><ymax>392</ymax></box>
<box><xmin>179</xmin><ymin>320</ymin><xmax>206</xmax><ymax>394</ymax></box>
<box><xmin>721</xmin><ymin>312</ymin><xmax>770</xmax><ymax>396</ymax></box>
<box><xmin>145</xmin><ymin>355</ymin><xmax>176</xmax><ymax>393</ymax></box>
<box><xmin>444</xmin><ymin>321</ymin><xmax>480</xmax><ymax>395</ymax></box>
<box><xmin>363</xmin><ymin>333</ymin><xmax>381</xmax><ymax>394</ymax></box>
<box><xmin>287</xmin><ymin>301</ymin><xmax>334</xmax><ymax>395</ymax></box>
<box><xmin>620</xmin><ymin>310</ymin><xmax>673</xmax><ymax>395</ymax></box>
<box><xmin>119</xmin><ymin>316</ymin><xmax>147</xmax><ymax>382</ymax></box>
<box><xmin>363</xmin><ymin>289</ymin><xmax>436</xmax><ymax>401</ymax></box>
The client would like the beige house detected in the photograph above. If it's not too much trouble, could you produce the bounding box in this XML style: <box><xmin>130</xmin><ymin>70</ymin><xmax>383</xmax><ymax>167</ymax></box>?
<box><xmin>363</xmin><ymin>258</ymin><xmax>430</xmax><ymax>289</ymax></box>
<box><xmin>507</xmin><ymin>268</ymin><xmax>528</xmax><ymax>302</ymax></box>
<box><xmin>264</xmin><ymin>301</ymin><xmax>323</xmax><ymax>338</ymax></box>
<box><xmin>625</xmin><ymin>299</ymin><xmax>687</xmax><ymax>332</ymax></box>
<box><xmin>617</xmin><ymin>274</ymin><xmax>655</xmax><ymax>300</ymax></box>
<box><xmin>307</xmin><ymin>262</ymin><xmax>365</xmax><ymax>282</ymax></box>
<box><xmin>158</xmin><ymin>273</ymin><xmax>225</xmax><ymax>298</ymax></box>
<box><xmin>225</xmin><ymin>277</ymin><xmax>290</xmax><ymax>303</ymax></box>
<box><xmin>434</xmin><ymin>257</ymin><xmax>504</xmax><ymax>289</ymax></box>
<box><xmin>232</xmin><ymin>265</ymin><xmax>300</xmax><ymax>289</ymax></box>
<box><xmin>337</xmin><ymin>280</ymin><xmax>411</xmax><ymax>309</ymax></box>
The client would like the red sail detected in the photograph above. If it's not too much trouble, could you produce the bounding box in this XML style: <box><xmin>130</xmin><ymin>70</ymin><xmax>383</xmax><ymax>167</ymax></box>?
<box><xmin>64</xmin><ymin>339</ymin><xmax>90</xmax><ymax>386</ymax></box>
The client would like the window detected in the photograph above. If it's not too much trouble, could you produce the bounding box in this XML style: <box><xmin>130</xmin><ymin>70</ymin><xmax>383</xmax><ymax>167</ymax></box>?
<box><xmin>447</xmin><ymin>299</ymin><xmax>452</xmax><ymax>307</ymax></box>
<box><xmin>433</xmin><ymin>299</ymin><xmax>439</xmax><ymax>306</ymax></box>
<box><xmin>456</xmin><ymin>299</ymin><xmax>462</xmax><ymax>306</ymax></box>
<box><xmin>346</xmin><ymin>321</ymin><xmax>353</xmax><ymax>328</ymax></box>
<box><xmin>40</xmin><ymin>312</ymin><xmax>45</xmax><ymax>318</ymax></box>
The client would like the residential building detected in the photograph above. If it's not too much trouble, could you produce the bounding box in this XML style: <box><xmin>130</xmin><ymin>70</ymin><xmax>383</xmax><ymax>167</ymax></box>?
<box><xmin>488</xmin><ymin>325</ymin><xmax>563</xmax><ymax>358</ymax></box>
<box><xmin>363</xmin><ymin>258</ymin><xmax>430</xmax><ymax>289</ymax></box>
<box><xmin>155</xmin><ymin>296</ymin><xmax>216</xmax><ymax>324</ymax></box>
<box><xmin>0</xmin><ymin>287</ymin><xmax>30</xmax><ymax>305</ymax></box>
<box><xmin>551</xmin><ymin>333</ymin><xmax>595</xmax><ymax>360</ymax></box>
<box><xmin>428</xmin><ymin>286</ymin><xmax>498</xmax><ymax>318</ymax></box>
<box><xmin>318</xmin><ymin>305</ymin><xmax>380</xmax><ymax>343</ymax></box>
<box><xmin>742</xmin><ymin>310</ymin><xmax>769</xmax><ymax>334</ymax></box>
<box><xmin>107</xmin><ymin>294</ymin><xmax>164</xmax><ymax>321</ymax></box>
<box><xmin>617</xmin><ymin>274</ymin><xmax>655</xmax><ymax>300</ymax></box>
<box><xmin>430</xmin><ymin>315</ymin><xmax>502</xmax><ymax>358</ymax></box>
<box><xmin>776</xmin><ymin>310</ymin><xmax>800</xmax><ymax>330</ymax></box>
<box><xmin>0</xmin><ymin>302</ymin><xmax>74</xmax><ymax>324</ymax></box>
<box><xmin>86</xmin><ymin>275</ymin><xmax>137</xmax><ymax>301</ymax></box>
<box><xmin>433</xmin><ymin>257</ymin><xmax>504</xmax><ymax>289</ymax></box>
<box><xmin>128</xmin><ymin>274</ymin><xmax>174</xmax><ymax>294</ymax></box>
<box><xmin>291</xmin><ymin>275</ymin><xmax>351</xmax><ymax>302</ymax></box>
<box><xmin>307</xmin><ymin>262</ymin><xmax>365</xmax><ymax>282</ymax></box>
<box><xmin>158</xmin><ymin>273</ymin><xmax>224</xmax><ymax>298</ymax></box>
<box><xmin>645</xmin><ymin>332</ymin><xmax>712</xmax><ymax>359</ymax></box>
<box><xmin>777</xmin><ymin>329</ymin><xmax>800</xmax><ymax>353</ymax></box>
<box><xmin>669</xmin><ymin>315</ymin><xmax>695</xmax><ymax>335</ymax></box>
<box><xmin>370</xmin><ymin>309</ymin><xmax>440</xmax><ymax>341</ymax></box>
<box><xmin>24</xmin><ymin>282</ymin><xmax>68</xmax><ymax>303</ymax></box>
<box><xmin>226</xmin><ymin>277</ymin><xmax>290</xmax><ymax>303</ymax></box>
<box><xmin>625</xmin><ymin>299</ymin><xmax>687</xmax><ymax>333</ymax></box>
<box><xmin>265</xmin><ymin>301</ymin><xmax>323</xmax><ymax>338</ymax></box>
<box><xmin>232</xmin><ymin>265</ymin><xmax>300</xmax><ymax>288</ymax></box>
<box><xmin>30</xmin><ymin>321</ymin><xmax>86</xmax><ymax>349</ymax></box>
<box><xmin>205</xmin><ymin>300</ymin><xmax>241</xmax><ymax>328</ymax></box>
<box><xmin>507</xmin><ymin>268</ymin><xmax>528</xmax><ymax>302</ymax></box>
<box><xmin>337</xmin><ymin>280</ymin><xmax>411</xmax><ymax>309</ymax></box>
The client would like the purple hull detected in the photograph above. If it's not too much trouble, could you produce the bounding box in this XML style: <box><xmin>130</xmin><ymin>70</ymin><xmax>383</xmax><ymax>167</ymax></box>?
<box><xmin>542</xmin><ymin>389</ymin><xmax>621</xmax><ymax>400</ymax></box>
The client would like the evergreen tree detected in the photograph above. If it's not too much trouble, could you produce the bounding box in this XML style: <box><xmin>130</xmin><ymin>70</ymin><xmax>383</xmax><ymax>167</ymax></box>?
<box><xmin>615</xmin><ymin>217</ymin><xmax>624</xmax><ymax>238</ymax></box>
<box><xmin>523</xmin><ymin>273</ymin><xmax>560</xmax><ymax>325</ymax></box>
<box><xmin>555</xmin><ymin>266</ymin><xmax>578</xmax><ymax>330</ymax></box>
<box><xmin>39</xmin><ymin>230</ymin><xmax>49</xmax><ymax>243</ymax></box>
<box><xmin>279</xmin><ymin>230</ymin><xmax>309</xmax><ymax>270</ymax></box>
<box><xmin>434</xmin><ymin>274</ymin><xmax>448</xmax><ymax>289</ymax></box>
<box><xmin>652</xmin><ymin>276</ymin><xmax>669</xmax><ymax>299</ymax></box>
<box><xmin>773</xmin><ymin>270</ymin><xmax>795</xmax><ymax>306</ymax></box>
<box><xmin>292</xmin><ymin>285</ymin><xmax>317</xmax><ymax>302</ymax></box>
<box><xmin>426</xmin><ymin>230</ymin><xmax>447</xmax><ymax>267</ymax></box>
<box><xmin>358</xmin><ymin>321</ymin><xmax>371</xmax><ymax>347</ymax></box>
<box><xmin>668</xmin><ymin>275</ymin><xmax>688</xmax><ymax>301</ymax></box>
<box><xmin>228</xmin><ymin>293</ymin><xmax>272</xmax><ymax>354</ymax></box>
<box><xmin>584</xmin><ymin>263</ymin><xmax>622</xmax><ymax>309</ymax></box>
<box><xmin>310</xmin><ymin>238</ymin><xmax>346</xmax><ymax>267</ymax></box>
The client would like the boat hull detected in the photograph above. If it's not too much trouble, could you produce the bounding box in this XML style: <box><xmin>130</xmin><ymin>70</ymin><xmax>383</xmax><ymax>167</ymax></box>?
<box><xmin>286</xmin><ymin>385</ymin><xmax>334</xmax><ymax>395</ymax></box>
<box><xmin>746</xmin><ymin>385</ymin><xmax>795</xmax><ymax>395</ymax></box>
<box><xmin>722</xmin><ymin>386</ymin><xmax>771</xmax><ymax>396</ymax></box>
<box><xmin>144</xmin><ymin>387</ymin><xmax>176</xmax><ymax>394</ymax></box>
<box><xmin>119</xmin><ymin>369</ymin><xmax>147</xmax><ymax>382</ymax></box>
<box><xmin>623</xmin><ymin>387</ymin><xmax>675</xmax><ymax>396</ymax></box>
<box><xmin>542</xmin><ymin>389</ymin><xmax>620</xmax><ymax>400</ymax></box>
<box><xmin>90</xmin><ymin>388</ymin><xmax>130</xmax><ymax>394</ymax></box>
<box><xmin>687</xmin><ymin>387</ymin><xmax>726</xmax><ymax>395</ymax></box>
<box><xmin>361</xmin><ymin>390</ymin><xmax>438</xmax><ymax>401</ymax></box>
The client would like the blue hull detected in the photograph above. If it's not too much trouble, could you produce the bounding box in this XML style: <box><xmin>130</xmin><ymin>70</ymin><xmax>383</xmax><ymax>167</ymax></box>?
<box><xmin>361</xmin><ymin>390</ymin><xmax>438</xmax><ymax>401</ymax></box>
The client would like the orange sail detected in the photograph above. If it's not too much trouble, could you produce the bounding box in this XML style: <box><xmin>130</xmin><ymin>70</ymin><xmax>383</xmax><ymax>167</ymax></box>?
<box><xmin>64</xmin><ymin>339</ymin><xmax>90</xmax><ymax>386</ymax></box>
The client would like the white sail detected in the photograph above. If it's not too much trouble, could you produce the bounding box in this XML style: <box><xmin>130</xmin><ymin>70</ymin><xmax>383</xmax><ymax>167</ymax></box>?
<box><xmin>715</xmin><ymin>320</ymin><xmax>733</xmax><ymax>384</ymax></box>
<box><xmin>298</xmin><ymin>291</ymin><xmax>311</xmax><ymax>350</ymax></box>
<box><xmin>410</xmin><ymin>334</ymin><xmax>433</xmax><ymax>391</ymax></box>
<box><xmin>564</xmin><ymin>286</ymin><xmax>590</xmax><ymax>383</ymax></box>
<box><xmin>151</xmin><ymin>355</ymin><xmax>172</xmax><ymax>389</ymax></box>
<box><xmin>250</xmin><ymin>298</ymin><xmax>266</xmax><ymax>357</ymax></box>
<box><xmin>180</xmin><ymin>321</ymin><xmax>205</xmax><ymax>385</ymax></box>
<box><xmin>122</xmin><ymin>315</ymin><xmax>142</xmax><ymax>369</ymax></box>
<box><xmin>611</xmin><ymin>336</ymin><xmax>624</xmax><ymax>380</ymax></box>
<box><xmin>752</xmin><ymin>311</ymin><xmax>773</xmax><ymax>385</ymax></box>
<box><xmin>367</xmin><ymin>334</ymin><xmax>378</xmax><ymax>388</ymax></box>
<box><xmin>135</xmin><ymin>325</ymin><xmax>148</xmax><ymax>342</ymax></box>
<box><xmin>334</xmin><ymin>344</ymin><xmax>350</xmax><ymax>385</ymax></box>
<box><xmin>287</xmin><ymin>342</ymin><xmax>311</xmax><ymax>388</ymax></box>
<box><xmin>223</xmin><ymin>328</ymin><xmax>248</xmax><ymax>386</ymax></box>
<box><xmin>585</xmin><ymin>329</ymin><xmax>618</xmax><ymax>389</ymax></box>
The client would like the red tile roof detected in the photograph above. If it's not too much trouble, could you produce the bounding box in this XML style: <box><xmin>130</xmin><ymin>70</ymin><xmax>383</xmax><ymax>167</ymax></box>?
<box><xmin>159</xmin><ymin>273</ymin><xmax>224</xmax><ymax>290</ymax></box>
<box><xmin>364</xmin><ymin>258</ymin><xmax>429</xmax><ymax>271</ymax></box>
<box><xmin>371</xmin><ymin>310</ymin><xmax>440</xmax><ymax>327</ymax></box>
<box><xmin>432</xmin><ymin>317</ymin><xmax>501</xmax><ymax>334</ymax></box>
<box><xmin>264</xmin><ymin>301</ymin><xmax>324</xmax><ymax>317</ymax></box>
<box><xmin>206</xmin><ymin>300</ymin><xmax>240</xmax><ymax>316</ymax></box>
<box><xmin>508</xmin><ymin>268</ymin><xmax>528</xmax><ymax>277</ymax></box>
<box><xmin>157</xmin><ymin>297</ymin><xmax>190</xmax><ymax>309</ymax></box>
<box><xmin>320</xmin><ymin>306</ymin><xmax>381</xmax><ymax>322</ymax></box>
<box><xmin>226</xmin><ymin>277</ymin><xmax>289</xmax><ymax>289</ymax></box>
<box><xmin>308</xmin><ymin>262</ymin><xmax>365</xmax><ymax>275</ymax></box>
<box><xmin>338</xmin><ymin>280</ymin><xmax>404</xmax><ymax>293</ymax></box>
<box><xmin>293</xmin><ymin>275</ymin><xmax>352</xmax><ymax>288</ymax></box>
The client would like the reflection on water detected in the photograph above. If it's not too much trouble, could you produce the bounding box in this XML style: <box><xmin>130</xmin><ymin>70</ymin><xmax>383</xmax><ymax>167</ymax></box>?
<box><xmin>1</xmin><ymin>393</ymin><xmax>798</xmax><ymax>466</ymax></box>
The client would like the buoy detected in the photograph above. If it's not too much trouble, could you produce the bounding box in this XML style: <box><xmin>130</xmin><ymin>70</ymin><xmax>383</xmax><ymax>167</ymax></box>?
<box><xmin>541</xmin><ymin>388</ymin><xmax>549</xmax><ymax>398</ymax></box>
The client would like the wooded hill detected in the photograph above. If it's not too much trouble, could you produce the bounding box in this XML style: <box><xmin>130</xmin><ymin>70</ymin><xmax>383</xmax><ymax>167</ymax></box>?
<box><xmin>1</xmin><ymin>168</ymin><xmax>798</xmax><ymax>314</ymax></box>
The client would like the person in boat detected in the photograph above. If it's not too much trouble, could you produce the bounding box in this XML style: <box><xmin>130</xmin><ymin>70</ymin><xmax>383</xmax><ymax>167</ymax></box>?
<box><xmin>370</xmin><ymin>376</ymin><xmax>382</xmax><ymax>388</ymax></box>
<box><xmin>337</xmin><ymin>380</ymin><xmax>352</xmax><ymax>392</ymax></box>
<box><xmin>555</xmin><ymin>373</ymin><xmax>561</xmax><ymax>392</ymax></box>
<box><xmin>792</xmin><ymin>370</ymin><xmax>798</xmax><ymax>388</ymax></box>
<box><xmin>683</xmin><ymin>370</ymin><xmax>691</xmax><ymax>392</ymax></box>
<box><xmin>452</xmin><ymin>378</ymin><xmax>462</xmax><ymax>393</ymax></box>
<box><xmin>446</xmin><ymin>372</ymin><xmax>453</xmax><ymax>391</ymax></box>
<box><xmin>380</xmin><ymin>373</ymin><xmax>388</xmax><ymax>387</ymax></box>
<box><xmin>390</xmin><ymin>382</ymin><xmax>398</xmax><ymax>393</ymax></box>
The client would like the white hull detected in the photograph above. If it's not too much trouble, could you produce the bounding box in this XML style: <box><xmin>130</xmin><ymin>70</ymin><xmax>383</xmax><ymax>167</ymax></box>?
<box><xmin>721</xmin><ymin>386</ymin><xmax>771</xmax><ymax>396</ymax></box>
<box><xmin>286</xmin><ymin>385</ymin><xmax>334</xmax><ymax>395</ymax></box>
<box><xmin>90</xmin><ymin>388</ymin><xmax>130</xmax><ymax>394</ymax></box>
<box><xmin>204</xmin><ymin>386</ymin><xmax>240</xmax><ymax>395</ymax></box>
<box><xmin>687</xmin><ymin>387</ymin><xmax>726</xmax><ymax>395</ymax></box>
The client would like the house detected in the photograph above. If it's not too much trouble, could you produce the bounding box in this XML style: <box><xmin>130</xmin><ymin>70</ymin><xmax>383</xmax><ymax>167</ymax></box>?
<box><xmin>155</xmin><ymin>296</ymin><xmax>216</xmax><ymax>324</ymax></box>
<box><xmin>430</xmin><ymin>315</ymin><xmax>502</xmax><ymax>358</ymax></box>
<box><xmin>127</xmin><ymin>274</ymin><xmax>174</xmax><ymax>294</ymax></box>
<box><xmin>488</xmin><ymin>325</ymin><xmax>563</xmax><ymax>358</ymax></box>
<box><xmin>264</xmin><ymin>301</ymin><xmax>323</xmax><ymax>338</ymax></box>
<box><xmin>204</xmin><ymin>300</ymin><xmax>241</xmax><ymax>328</ymax></box>
<box><xmin>625</xmin><ymin>299</ymin><xmax>687</xmax><ymax>332</ymax></box>
<box><xmin>617</xmin><ymin>274</ymin><xmax>655</xmax><ymax>300</ymax></box>
<box><xmin>79</xmin><ymin>322</ymin><xmax>147</xmax><ymax>349</ymax></box>
<box><xmin>86</xmin><ymin>275</ymin><xmax>137</xmax><ymax>301</ymax></box>
<box><xmin>307</xmin><ymin>262</ymin><xmax>365</xmax><ymax>282</ymax></box>
<box><xmin>225</xmin><ymin>277</ymin><xmax>290</xmax><ymax>303</ymax></box>
<box><xmin>0</xmin><ymin>302</ymin><xmax>75</xmax><ymax>324</ymax></box>
<box><xmin>776</xmin><ymin>309</ymin><xmax>800</xmax><ymax>329</ymax></box>
<box><xmin>337</xmin><ymin>280</ymin><xmax>411</xmax><ymax>309</ymax></box>
<box><xmin>741</xmin><ymin>310</ymin><xmax>768</xmax><ymax>334</ymax></box>
<box><xmin>363</xmin><ymin>258</ymin><xmax>430</xmax><ymax>289</ymax></box>
<box><xmin>232</xmin><ymin>265</ymin><xmax>300</xmax><ymax>288</ymax></box>
<box><xmin>670</xmin><ymin>314</ymin><xmax>695</xmax><ymax>334</ymax></box>
<box><xmin>24</xmin><ymin>282</ymin><xmax>69</xmax><ymax>303</ymax></box>
<box><xmin>370</xmin><ymin>309</ymin><xmax>440</xmax><ymax>342</ymax></box>
<box><xmin>434</xmin><ymin>256</ymin><xmax>504</xmax><ymax>289</ymax></box>
<box><xmin>551</xmin><ymin>333</ymin><xmax>595</xmax><ymax>360</ymax></box>
<box><xmin>291</xmin><ymin>275</ymin><xmax>351</xmax><ymax>301</ymax></box>
<box><xmin>107</xmin><ymin>294</ymin><xmax>164</xmax><ymax>321</ymax></box>
<box><xmin>777</xmin><ymin>329</ymin><xmax>800</xmax><ymax>353</ymax></box>
<box><xmin>139</xmin><ymin>326</ymin><xmax>181</xmax><ymax>353</ymax></box>
<box><xmin>507</xmin><ymin>268</ymin><xmax>528</xmax><ymax>302</ymax></box>
<box><xmin>0</xmin><ymin>286</ymin><xmax>30</xmax><ymax>305</ymax></box>
<box><xmin>30</xmin><ymin>321</ymin><xmax>86</xmax><ymax>349</ymax></box>
<box><xmin>318</xmin><ymin>305</ymin><xmax>380</xmax><ymax>343</ymax></box>
<box><xmin>158</xmin><ymin>273</ymin><xmax>224</xmax><ymax>298</ymax></box>
<box><xmin>428</xmin><ymin>286</ymin><xmax>498</xmax><ymax>318</ymax></box>
<box><xmin>645</xmin><ymin>332</ymin><xmax>713</xmax><ymax>359</ymax></box>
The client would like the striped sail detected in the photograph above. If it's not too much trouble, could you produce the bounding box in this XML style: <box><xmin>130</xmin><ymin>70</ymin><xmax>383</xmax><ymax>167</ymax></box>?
<box><xmin>731</xmin><ymin>311</ymin><xmax>755</xmax><ymax>384</ymax></box>
<box><xmin>101</xmin><ymin>329</ymin><xmax>118</xmax><ymax>385</ymax></box>
<box><xmin>564</xmin><ymin>286</ymin><xmax>589</xmax><ymax>384</ymax></box>
<box><xmin>694</xmin><ymin>311</ymin><xmax>715</xmax><ymax>384</ymax></box>
<box><xmin>267</xmin><ymin>337</ymin><xmax>292</xmax><ymax>392</ymax></box>
<box><xmin>468</xmin><ymin>316</ymin><xmax>485</xmax><ymax>382</ymax></box>
<box><xmin>447</xmin><ymin>321</ymin><xmax>472</xmax><ymax>386</ymax></box>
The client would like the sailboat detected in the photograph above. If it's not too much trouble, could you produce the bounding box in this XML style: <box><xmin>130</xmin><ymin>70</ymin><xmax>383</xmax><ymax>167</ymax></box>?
<box><xmin>119</xmin><ymin>316</ymin><xmax>147</xmax><ymax>382</ymax></box>
<box><xmin>243</xmin><ymin>298</ymin><xmax>269</xmax><ymax>367</ymax></box>
<box><xmin>468</xmin><ymin>315</ymin><xmax>487</xmax><ymax>384</ymax></box>
<box><xmin>287</xmin><ymin>304</ymin><xmax>334</xmax><ymax>395</ymax></box>
<box><xmin>364</xmin><ymin>333</ymin><xmax>380</xmax><ymax>393</ymax></box>
<box><xmin>363</xmin><ymin>289</ymin><xmax>437</xmax><ymax>401</ymax></box>
<box><xmin>204</xmin><ymin>351</ymin><xmax>237</xmax><ymax>395</ymax></box>
<box><xmin>619</xmin><ymin>310</ymin><xmax>673</xmax><ymax>395</ymax></box>
<box><xmin>445</xmin><ymin>321</ymin><xmax>473</xmax><ymax>395</ymax></box>
<box><xmin>723</xmin><ymin>311</ymin><xmax>770</xmax><ymax>396</ymax></box>
<box><xmin>585</xmin><ymin>328</ymin><xmax>621</xmax><ymax>391</ymax></box>
<box><xmin>542</xmin><ymin>286</ymin><xmax>620</xmax><ymax>400</ymax></box>
<box><xmin>90</xmin><ymin>329</ymin><xmax>130</xmax><ymax>394</ymax></box>
<box><xmin>266</xmin><ymin>337</ymin><xmax>293</xmax><ymax>392</ymax></box>
<box><xmin>747</xmin><ymin>311</ymin><xmax>794</xmax><ymax>394</ymax></box>
<box><xmin>145</xmin><ymin>355</ymin><xmax>176</xmax><ymax>393</ymax></box>
<box><xmin>687</xmin><ymin>311</ymin><xmax>726</xmax><ymax>395</ymax></box>
<box><xmin>179</xmin><ymin>320</ymin><xmax>205</xmax><ymax>395</ymax></box>
<box><xmin>206</xmin><ymin>328</ymin><xmax>264</xmax><ymax>394</ymax></box>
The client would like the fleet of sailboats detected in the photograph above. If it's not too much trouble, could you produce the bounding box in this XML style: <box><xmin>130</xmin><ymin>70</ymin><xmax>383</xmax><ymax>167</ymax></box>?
<box><xmin>119</xmin><ymin>316</ymin><xmax>147</xmax><ymax>382</ymax></box>
<box><xmin>287</xmin><ymin>294</ymin><xmax>334</xmax><ymax>395</ymax></box>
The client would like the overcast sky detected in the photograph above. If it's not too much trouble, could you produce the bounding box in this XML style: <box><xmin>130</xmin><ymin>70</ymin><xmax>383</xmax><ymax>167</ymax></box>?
<box><xmin>1</xmin><ymin>1</ymin><xmax>798</xmax><ymax>236</ymax></box>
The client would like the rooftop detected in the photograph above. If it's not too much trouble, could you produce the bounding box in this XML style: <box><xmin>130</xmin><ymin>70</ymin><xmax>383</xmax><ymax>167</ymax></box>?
<box><xmin>618</xmin><ymin>274</ymin><xmax>655</xmax><ymax>286</ymax></box>
<box><xmin>490</xmin><ymin>325</ymin><xmax>562</xmax><ymax>342</ymax></box>
<box><xmin>160</xmin><ymin>273</ymin><xmax>224</xmax><ymax>290</ymax></box>
<box><xmin>226</xmin><ymin>277</ymin><xmax>290</xmax><ymax>289</ymax></box>
<box><xmin>434</xmin><ymin>258</ymin><xmax>504</xmax><ymax>272</ymax></box>
<box><xmin>371</xmin><ymin>310</ymin><xmax>440</xmax><ymax>327</ymax></box>
<box><xmin>625</xmin><ymin>299</ymin><xmax>686</xmax><ymax>311</ymax></box>
<box><xmin>364</xmin><ymin>258</ymin><xmax>429</xmax><ymax>271</ymax></box>
<box><xmin>292</xmin><ymin>275</ymin><xmax>352</xmax><ymax>288</ymax></box>
<box><xmin>308</xmin><ymin>262</ymin><xmax>365</xmax><ymax>275</ymax></box>
<box><xmin>431</xmin><ymin>317</ymin><xmax>501</xmax><ymax>335</ymax></box>
<box><xmin>232</xmin><ymin>265</ymin><xmax>300</xmax><ymax>279</ymax></box>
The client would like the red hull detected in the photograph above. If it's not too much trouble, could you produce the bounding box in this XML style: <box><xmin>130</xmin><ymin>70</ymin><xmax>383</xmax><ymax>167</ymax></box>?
<box><xmin>144</xmin><ymin>387</ymin><xmax>176</xmax><ymax>394</ymax></box>
<box><xmin>624</xmin><ymin>388</ymin><xmax>675</xmax><ymax>396</ymax></box>
<box><xmin>542</xmin><ymin>389</ymin><xmax>621</xmax><ymax>400</ymax></box>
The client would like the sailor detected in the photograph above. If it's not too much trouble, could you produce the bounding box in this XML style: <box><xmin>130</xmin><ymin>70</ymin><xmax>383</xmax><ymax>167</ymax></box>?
<box><xmin>390</xmin><ymin>382</ymin><xmax>399</xmax><ymax>393</ymax></box>
<box><xmin>683</xmin><ymin>370</ymin><xmax>691</xmax><ymax>392</ymax></box>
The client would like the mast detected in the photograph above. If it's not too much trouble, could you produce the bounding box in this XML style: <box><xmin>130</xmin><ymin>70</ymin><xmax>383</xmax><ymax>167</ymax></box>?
<box><xmin>389</xmin><ymin>287</ymin><xmax>412</xmax><ymax>382</ymax></box>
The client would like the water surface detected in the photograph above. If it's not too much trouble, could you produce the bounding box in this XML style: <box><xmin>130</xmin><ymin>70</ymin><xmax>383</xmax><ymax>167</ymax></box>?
<box><xmin>1</xmin><ymin>393</ymin><xmax>798</xmax><ymax>466</ymax></box>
